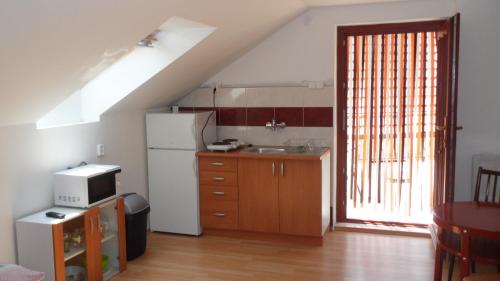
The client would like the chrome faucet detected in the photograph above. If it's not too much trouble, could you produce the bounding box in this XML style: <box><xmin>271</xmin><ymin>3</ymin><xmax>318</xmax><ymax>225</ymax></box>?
<box><xmin>265</xmin><ymin>118</ymin><xmax>286</xmax><ymax>131</ymax></box>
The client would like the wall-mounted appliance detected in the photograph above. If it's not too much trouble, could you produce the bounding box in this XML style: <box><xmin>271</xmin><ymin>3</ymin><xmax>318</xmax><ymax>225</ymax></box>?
<box><xmin>54</xmin><ymin>164</ymin><xmax>121</xmax><ymax>208</ymax></box>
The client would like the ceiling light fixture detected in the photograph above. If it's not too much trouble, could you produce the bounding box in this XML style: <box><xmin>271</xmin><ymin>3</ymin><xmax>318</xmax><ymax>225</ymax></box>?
<box><xmin>137</xmin><ymin>30</ymin><xmax>160</xmax><ymax>48</ymax></box>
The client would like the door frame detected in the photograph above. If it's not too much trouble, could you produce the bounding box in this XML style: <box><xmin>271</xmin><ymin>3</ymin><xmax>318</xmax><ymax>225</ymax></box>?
<box><xmin>335</xmin><ymin>19</ymin><xmax>453</xmax><ymax>224</ymax></box>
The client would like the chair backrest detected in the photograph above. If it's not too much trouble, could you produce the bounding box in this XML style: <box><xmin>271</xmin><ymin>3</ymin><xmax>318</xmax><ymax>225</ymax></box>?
<box><xmin>474</xmin><ymin>166</ymin><xmax>500</xmax><ymax>203</ymax></box>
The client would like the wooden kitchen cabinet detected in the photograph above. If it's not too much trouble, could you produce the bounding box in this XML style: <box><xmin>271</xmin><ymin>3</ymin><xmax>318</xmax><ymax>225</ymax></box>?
<box><xmin>239</xmin><ymin>156</ymin><xmax>330</xmax><ymax>237</ymax></box>
<box><xmin>199</xmin><ymin>155</ymin><xmax>239</xmax><ymax>230</ymax></box>
<box><xmin>278</xmin><ymin>159</ymin><xmax>328</xmax><ymax>237</ymax></box>
<box><xmin>197</xmin><ymin>148</ymin><xmax>330</xmax><ymax>242</ymax></box>
<box><xmin>238</xmin><ymin>158</ymin><xmax>280</xmax><ymax>233</ymax></box>
<box><xmin>16</xmin><ymin>197</ymin><xmax>127</xmax><ymax>281</ymax></box>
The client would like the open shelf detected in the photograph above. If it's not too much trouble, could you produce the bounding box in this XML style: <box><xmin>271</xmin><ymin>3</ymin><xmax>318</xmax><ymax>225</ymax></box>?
<box><xmin>64</xmin><ymin>246</ymin><xmax>86</xmax><ymax>262</ymax></box>
<box><xmin>101</xmin><ymin>232</ymin><xmax>116</xmax><ymax>244</ymax></box>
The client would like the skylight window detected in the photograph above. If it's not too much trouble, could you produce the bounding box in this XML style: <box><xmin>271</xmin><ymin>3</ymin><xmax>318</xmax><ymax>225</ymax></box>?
<box><xmin>37</xmin><ymin>17</ymin><xmax>215</xmax><ymax>129</ymax></box>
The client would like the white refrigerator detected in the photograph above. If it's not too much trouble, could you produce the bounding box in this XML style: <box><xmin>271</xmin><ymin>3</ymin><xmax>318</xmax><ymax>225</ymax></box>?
<box><xmin>146</xmin><ymin>111</ymin><xmax>216</xmax><ymax>235</ymax></box>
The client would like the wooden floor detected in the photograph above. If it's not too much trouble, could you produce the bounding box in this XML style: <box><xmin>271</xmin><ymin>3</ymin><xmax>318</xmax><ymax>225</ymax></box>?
<box><xmin>113</xmin><ymin>230</ymin><xmax>439</xmax><ymax>281</ymax></box>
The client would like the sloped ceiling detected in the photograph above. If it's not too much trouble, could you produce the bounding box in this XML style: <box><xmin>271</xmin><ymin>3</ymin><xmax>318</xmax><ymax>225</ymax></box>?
<box><xmin>0</xmin><ymin>0</ymin><xmax>306</xmax><ymax>126</ymax></box>
<box><xmin>0</xmin><ymin>0</ymin><xmax>408</xmax><ymax>126</ymax></box>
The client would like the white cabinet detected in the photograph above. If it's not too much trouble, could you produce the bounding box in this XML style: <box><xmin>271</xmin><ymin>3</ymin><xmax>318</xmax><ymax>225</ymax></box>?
<box><xmin>16</xmin><ymin>198</ymin><xmax>127</xmax><ymax>281</ymax></box>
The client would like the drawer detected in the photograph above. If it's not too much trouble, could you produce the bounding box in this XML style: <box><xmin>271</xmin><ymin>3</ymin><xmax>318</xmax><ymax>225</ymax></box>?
<box><xmin>201</xmin><ymin>201</ymin><xmax>238</xmax><ymax>230</ymax></box>
<box><xmin>200</xmin><ymin>185</ymin><xmax>238</xmax><ymax>201</ymax></box>
<box><xmin>199</xmin><ymin>171</ymin><xmax>237</xmax><ymax>186</ymax></box>
<box><xmin>199</xmin><ymin>157</ymin><xmax>237</xmax><ymax>172</ymax></box>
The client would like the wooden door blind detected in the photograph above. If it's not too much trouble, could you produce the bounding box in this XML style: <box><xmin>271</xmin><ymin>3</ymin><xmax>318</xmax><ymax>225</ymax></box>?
<box><xmin>345</xmin><ymin>31</ymin><xmax>438</xmax><ymax>223</ymax></box>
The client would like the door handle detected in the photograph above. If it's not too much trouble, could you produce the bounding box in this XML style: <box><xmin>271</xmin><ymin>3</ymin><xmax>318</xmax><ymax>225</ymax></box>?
<box><xmin>210</xmin><ymin>162</ymin><xmax>224</xmax><ymax>166</ymax></box>
<box><xmin>272</xmin><ymin>162</ymin><xmax>275</xmax><ymax>176</ymax></box>
<box><xmin>436</xmin><ymin>125</ymin><xmax>446</xmax><ymax>132</ymax></box>
<box><xmin>212</xmin><ymin>191</ymin><xmax>225</xmax><ymax>196</ymax></box>
<box><xmin>342</xmin><ymin>109</ymin><xmax>346</xmax><ymax>131</ymax></box>
<box><xmin>280</xmin><ymin>162</ymin><xmax>284</xmax><ymax>176</ymax></box>
<box><xmin>212</xmin><ymin>177</ymin><xmax>225</xmax><ymax>181</ymax></box>
<box><xmin>90</xmin><ymin>217</ymin><xmax>94</xmax><ymax>235</ymax></box>
<box><xmin>212</xmin><ymin>212</ymin><xmax>225</xmax><ymax>217</ymax></box>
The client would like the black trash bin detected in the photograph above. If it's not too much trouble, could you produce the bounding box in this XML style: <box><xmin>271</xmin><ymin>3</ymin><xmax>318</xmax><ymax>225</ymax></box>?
<box><xmin>123</xmin><ymin>193</ymin><xmax>150</xmax><ymax>261</ymax></box>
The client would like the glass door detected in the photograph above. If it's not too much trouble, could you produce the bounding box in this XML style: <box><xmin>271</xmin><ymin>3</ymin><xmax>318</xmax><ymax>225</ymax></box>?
<box><xmin>99</xmin><ymin>199</ymin><xmax>125</xmax><ymax>280</ymax></box>
<box><xmin>336</xmin><ymin>19</ymin><xmax>459</xmax><ymax>225</ymax></box>
<box><xmin>60</xmin><ymin>215</ymin><xmax>90</xmax><ymax>281</ymax></box>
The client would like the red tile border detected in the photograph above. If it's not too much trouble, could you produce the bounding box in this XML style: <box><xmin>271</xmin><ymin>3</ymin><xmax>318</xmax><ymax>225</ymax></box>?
<box><xmin>275</xmin><ymin>107</ymin><xmax>303</xmax><ymax>127</ymax></box>
<box><xmin>188</xmin><ymin>107</ymin><xmax>333</xmax><ymax>127</ymax></box>
<box><xmin>304</xmin><ymin>107</ymin><xmax>333</xmax><ymax>127</ymax></box>
<box><xmin>219</xmin><ymin>108</ymin><xmax>247</xmax><ymax>126</ymax></box>
<box><xmin>247</xmin><ymin>107</ymin><xmax>274</xmax><ymax>126</ymax></box>
<box><xmin>179</xmin><ymin>107</ymin><xmax>194</xmax><ymax>112</ymax></box>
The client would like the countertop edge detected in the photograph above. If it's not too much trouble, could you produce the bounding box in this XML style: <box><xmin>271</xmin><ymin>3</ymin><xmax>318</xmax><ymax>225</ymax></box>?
<box><xmin>196</xmin><ymin>147</ymin><xmax>331</xmax><ymax>161</ymax></box>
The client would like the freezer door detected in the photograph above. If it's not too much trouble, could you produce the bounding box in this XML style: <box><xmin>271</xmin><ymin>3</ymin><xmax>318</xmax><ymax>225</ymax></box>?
<box><xmin>146</xmin><ymin>113</ymin><xmax>196</xmax><ymax>150</ymax></box>
<box><xmin>148</xmin><ymin>149</ymin><xmax>202</xmax><ymax>235</ymax></box>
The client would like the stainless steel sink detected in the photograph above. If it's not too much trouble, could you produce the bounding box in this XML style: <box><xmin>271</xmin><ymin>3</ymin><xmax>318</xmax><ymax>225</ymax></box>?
<box><xmin>242</xmin><ymin>146</ymin><xmax>307</xmax><ymax>154</ymax></box>
<box><xmin>243</xmin><ymin>147</ymin><xmax>286</xmax><ymax>154</ymax></box>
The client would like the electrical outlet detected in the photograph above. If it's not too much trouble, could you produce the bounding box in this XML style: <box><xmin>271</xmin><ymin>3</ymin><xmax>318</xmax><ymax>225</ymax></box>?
<box><xmin>97</xmin><ymin>144</ymin><xmax>105</xmax><ymax>157</ymax></box>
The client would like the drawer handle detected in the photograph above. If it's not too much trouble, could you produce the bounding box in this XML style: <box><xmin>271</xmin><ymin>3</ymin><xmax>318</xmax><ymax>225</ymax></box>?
<box><xmin>212</xmin><ymin>191</ymin><xmax>225</xmax><ymax>196</ymax></box>
<box><xmin>210</xmin><ymin>162</ymin><xmax>224</xmax><ymax>166</ymax></box>
<box><xmin>212</xmin><ymin>177</ymin><xmax>225</xmax><ymax>181</ymax></box>
<box><xmin>212</xmin><ymin>212</ymin><xmax>225</xmax><ymax>217</ymax></box>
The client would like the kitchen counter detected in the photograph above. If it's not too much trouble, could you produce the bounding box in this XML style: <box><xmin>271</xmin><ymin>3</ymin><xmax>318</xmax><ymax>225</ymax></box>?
<box><xmin>196</xmin><ymin>146</ymin><xmax>331</xmax><ymax>160</ymax></box>
<box><xmin>197</xmin><ymin>145</ymin><xmax>331</xmax><ymax>241</ymax></box>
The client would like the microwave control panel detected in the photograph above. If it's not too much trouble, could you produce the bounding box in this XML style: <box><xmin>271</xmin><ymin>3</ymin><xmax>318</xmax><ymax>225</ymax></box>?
<box><xmin>57</xmin><ymin>195</ymin><xmax>81</xmax><ymax>203</ymax></box>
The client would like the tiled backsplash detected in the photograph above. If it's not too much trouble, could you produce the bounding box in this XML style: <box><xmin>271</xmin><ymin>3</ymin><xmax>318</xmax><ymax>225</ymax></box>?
<box><xmin>180</xmin><ymin>106</ymin><xmax>333</xmax><ymax>127</ymax></box>
<box><xmin>176</xmin><ymin>86</ymin><xmax>334</xmax><ymax>147</ymax></box>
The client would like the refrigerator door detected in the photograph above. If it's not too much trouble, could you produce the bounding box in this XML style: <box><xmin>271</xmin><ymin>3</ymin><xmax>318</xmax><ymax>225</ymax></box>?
<box><xmin>148</xmin><ymin>149</ymin><xmax>202</xmax><ymax>235</ymax></box>
<box><xmin>146</xmin><ymin>113</ymin><xmax>197</xmax><ymax>150</ymax></box>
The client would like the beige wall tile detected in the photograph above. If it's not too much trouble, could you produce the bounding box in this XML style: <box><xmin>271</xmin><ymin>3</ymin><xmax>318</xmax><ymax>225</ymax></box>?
<box><xmin>246</xmin><ymin>87</ymin><xmax>304</xmax><ymax>107</ymax></box>
<box><xmin>303</xmin><ymin>86</ymin><xmax>335</xmax><ymax>107</ymax></box>
<box><xmin>301</xmin><ymin>127</ymin><xmax>334</xmax><ymax>148</ymax></box>
<box><xmin>246</xmin><ymin>126</ymin><xmax>303</xmax><ymax>146</ymax></box>
<box><xmin>216</xmin><ymin>88</ymin><xmax>247</xmax><ymax>107</ymax></box>
<box><xmin>216</xmin><ymin>126</ymin><xmax>247</xmax><ymax>142</ymax></box>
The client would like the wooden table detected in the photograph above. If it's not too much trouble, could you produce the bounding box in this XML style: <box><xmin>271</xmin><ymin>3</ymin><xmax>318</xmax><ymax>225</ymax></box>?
<box><xmin>433</xmin><ymin>202</ymin><xmax>500</xmax><ymax>280</ymax></box>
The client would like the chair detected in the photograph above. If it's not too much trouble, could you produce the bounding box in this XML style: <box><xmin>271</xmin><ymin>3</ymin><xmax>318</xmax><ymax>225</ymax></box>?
<box><xmin>440</xmin><ymin>167</ymin><xmax>500</xmax><ymax>281</ymax></box>
<box><xmin>474</xmin><ymin>167</ymin><xmax>500</xmax><ymax>203</ymax></box>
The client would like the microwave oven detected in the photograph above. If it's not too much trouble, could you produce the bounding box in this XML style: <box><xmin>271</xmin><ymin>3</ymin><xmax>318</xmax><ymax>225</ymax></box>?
<box><xmin>54</xmin><ymin>164</ymin><xmax>121</xmax><ymax>208</ymax></box>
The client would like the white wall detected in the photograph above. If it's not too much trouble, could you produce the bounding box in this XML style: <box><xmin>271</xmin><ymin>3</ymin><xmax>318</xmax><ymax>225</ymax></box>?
<box><xmin>206</xmin><ymin>0</ymin><xmax>500</xmax><ymax>201</ymax></box>
<box><xmin>0</xmin><ymin>110</ymin><xmax>148</xmax><ymax>263</ymax></box>
<box><xmin>97</xmin><ymin>110</ymin><xmax>149</xmax><ymax>200</ymax></box>
<box><xmin>454</xmin><ymin>0</ymin><xmax>500</xmax><ymax>201</ymax></box>
<box><xmin>208</xmin><ymin>0</ymin><xmax>457</xmax><ymax>85</ymax></box>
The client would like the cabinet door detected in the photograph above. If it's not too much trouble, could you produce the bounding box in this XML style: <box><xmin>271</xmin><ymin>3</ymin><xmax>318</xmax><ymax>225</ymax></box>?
<box><xmin>51</xmin><ymin>224</ymin><xmax>66</xmax><ymax>281</ymax></box>
<box><xmin>116</xmin><ymin>197</ymin><xmax>127</xmax><ymax>272</ymax></box>
<box><xmin>98</xmin><ymin>198</ymin><xmax>127</xmax><ymax>279</ymax></box>
<box><xmin>238</xmin><ymin>158</ymin><xmax>279</xmax><ymax>233</ymax></box>
<box><xmin>278</xmin><ymin>160</ymin><xmax>322</xmax><ymax>236</ymax></box>
<box><xmin>84</xmin><ymin>208</ymin><xmax>102</xmax><ymax>281</ymax></box>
